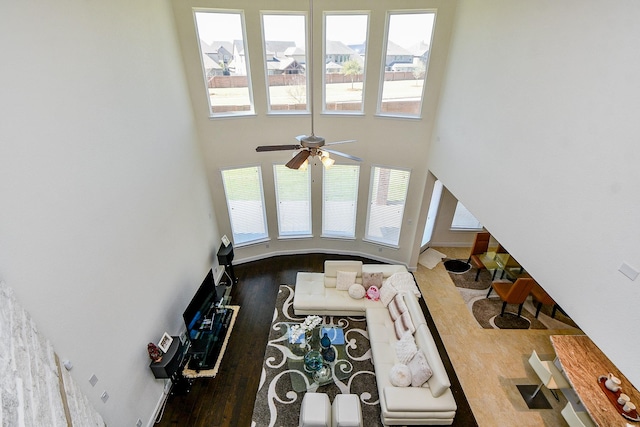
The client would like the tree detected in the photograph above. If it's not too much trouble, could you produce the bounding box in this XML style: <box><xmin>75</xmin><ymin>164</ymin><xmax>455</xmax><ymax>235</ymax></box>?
<box><xmin>341</xmin><ymin>60</ymin><xmax>363</xmax><ymax>90</ymax></box>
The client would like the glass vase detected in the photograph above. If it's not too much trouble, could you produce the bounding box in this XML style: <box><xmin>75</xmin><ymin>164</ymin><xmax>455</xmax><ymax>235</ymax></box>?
<box><xmin>304</xmin><ymin>350</ymin><xmax>324</xmax><ymax>372</ymax></box>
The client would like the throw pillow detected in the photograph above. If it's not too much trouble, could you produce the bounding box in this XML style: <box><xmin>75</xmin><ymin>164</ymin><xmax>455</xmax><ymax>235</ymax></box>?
<box><xmin>348</xmin><ymin>283</ymin><xmax>366</xmax><ymax>299</ymax></box>
<box><xmin>362</xmin><ymin>271</ymin><xmax>383</xmax><ymax>290</ymax></box>
<box><xmin>388</xmin><ymin>299</ymin><xmax>401</xmax><ymax>321</ymax></box>
<box><xmin>379</xmin><ymin>282</ymin><xmax>398</xmax><ymax>307</ymax></box>
<box><xmin>394</xmin><ymin>294</ymin><xmax>408</xmax><ymax>314</ymax></box>
<box><xmin>395</xmin><ymin>330</ymin><xmax>418</xmax><ymax>364</ymax></box>
<box><xmin>393</xmin><ymin>312</ymin><xmax>415</xmax><ymax>339</ymax></box>
<box><xmin>389</xmin><ymin>363</ymin><xmax>412</xmax><ymax>387</ymax></box>
<box><xmin>407</xmin><ymin>350</ymin><xmax>433</xmax><ymax>387</ymax></box>
<box><xmin>336</xmin><ymin>270</ymin><xmax>357</xmax><ymax>291</ymax></box>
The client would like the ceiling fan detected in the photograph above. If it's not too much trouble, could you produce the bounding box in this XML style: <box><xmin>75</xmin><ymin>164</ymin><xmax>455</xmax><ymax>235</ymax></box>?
<box><xmin>255</xmin><ymin>0</ymin><xmax>363</xmax><ymax>170</ymax></box>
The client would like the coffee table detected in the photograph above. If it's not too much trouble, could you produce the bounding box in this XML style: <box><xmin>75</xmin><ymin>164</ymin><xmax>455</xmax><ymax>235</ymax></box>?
<box><xmin>284</xmin><ymin>323</ymin><xmax>353</xmax><ymax>392</ymax></box>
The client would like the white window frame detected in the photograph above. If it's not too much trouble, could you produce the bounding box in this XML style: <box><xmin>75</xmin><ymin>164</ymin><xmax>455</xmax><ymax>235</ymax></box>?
<box><xmin>273</xmin><ymin>164</ymin><xmax>312</xmax><ymax>239</ymax></box>
<box><xmin>376</xmin><ymin>10</ymin><xmax>436</xmax><ymax>119</ymax></box>
<box><xmin>322</xmin><ymin>12</ymin><xmax>370</xmax><ymax>115</ymax></box>
<box><xmin>364</xmin><ymin>165</ymin><xmax>411</xmax><ymax>248</ymax></box>
<box><xmin>193</xmin><ymin>8</ymin><xmax>255</xmax><ymax>118</ymax></box>
<box><xmin>220</xmin><ymin>165</ymin><xmax>269</xmax><ymax>246</ymax></box>
<box><xmin>322</xmin><ymin>164</ymin><xmax>360</xmax><ymax>239</ymax></box>
<box><xmin>261</xmin><ymin>11</ymin><xmax>309</xmax><ymax>115</ymax></box>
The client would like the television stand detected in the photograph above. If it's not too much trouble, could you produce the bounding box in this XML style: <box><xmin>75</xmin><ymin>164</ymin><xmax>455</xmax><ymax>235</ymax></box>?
<box><xmin>186</xmin><ymin>305</ymin><xmax>233</xmax><ymax>371</ymax></box>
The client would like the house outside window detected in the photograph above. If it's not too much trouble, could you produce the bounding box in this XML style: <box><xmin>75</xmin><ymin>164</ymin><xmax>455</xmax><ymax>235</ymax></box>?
<box><xmin>378</xmin><ymin>11</ymin><xmax>435</xmax><ymax>118</ymax></box>
<box><xmin>194</xmin><ymin>10</ymin><xmax>254</xmax><ymax>117</ymax></box>
<box><xmin>261</xmin><ymin>13</ymin><xmax>308</xmax><ymax>113</ymax></box>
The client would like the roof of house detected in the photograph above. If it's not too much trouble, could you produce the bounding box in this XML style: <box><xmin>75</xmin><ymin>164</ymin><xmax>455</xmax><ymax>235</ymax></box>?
<box><xmin>386</xmin><ymin>40</ymin><xmax>413</xmax><ymax>56</ymax></box>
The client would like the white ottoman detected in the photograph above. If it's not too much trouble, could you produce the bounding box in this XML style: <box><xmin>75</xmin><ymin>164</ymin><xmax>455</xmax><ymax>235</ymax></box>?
<box><xmin>299</xmin><ymin>392</ymin><xmax>331</xmax><ymax>427</ymax></box>
<box><xmin>332</xmin><ymin>394</ymin><xmax>363</xmax><ymax>427</ymax></box>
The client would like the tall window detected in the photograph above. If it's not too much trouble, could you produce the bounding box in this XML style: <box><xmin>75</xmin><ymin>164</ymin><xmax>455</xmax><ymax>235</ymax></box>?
<box><xmin>378</xmin><ymin>11</ymin><xmax>435</xmax><ymax>117</ymax></box>
<box><xmin>365</xmin><ymin>166</ymin><xmax>410</xmax><ymax>246</ymax></box>
<box><xmin>221</xmin><ymin>166</ymin><xmax>268</xmax><ymax>245</ymax></box>
<box><xmin>451</xmin><ymin>201</ymin><xmax>483</xmax><ymax>230</ymax></box>
<box><xmin>261</xmin><ymin>13</ymin><xmax>308</xmax><ymax>113</ymax></box>
<box><xmin>194</xmin><ymin>10</ymin><xmax>254</xmax><ymax>116</ymax></box>
<box><xmin>274</xmin><ymin>165</ymin><xmax>312</xmax><ymax>237</ymax></box>
<box><xmin>323</xmin><ymin>165</ymin><xmax>360</xmax><ymax>238</ymax></box>
<box><xmin>323</xmin><ymin>13</ymin><xmax>369</xmax><ymax>113</ymax></box>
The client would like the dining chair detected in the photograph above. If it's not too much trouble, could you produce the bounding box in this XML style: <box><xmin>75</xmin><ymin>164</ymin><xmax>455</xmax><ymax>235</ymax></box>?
<box><xmin>486</xmin><ymin>277</ymin><xmax>535</xmax><ymax>317</ymax></box>
<box><xmin>529</xmin><ymin>350</ymin><xmax>571</xmax><ymax>401</ymax></box>
<box><xmin>468</xmin><ymin>232</ymin><xmax>491</xmax><ymax>280</ymax></box>
<box><xmin>530</xmin><ymin>282</ymin><xmax>558</xmax><ymax>318</ymax></box>
<box><xmin>561</xmin><ymin>402</ymin><xmax>596</xmax><ymax>427</ymax></box>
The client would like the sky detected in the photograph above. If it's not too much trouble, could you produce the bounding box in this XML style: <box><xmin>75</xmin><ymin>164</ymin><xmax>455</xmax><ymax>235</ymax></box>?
<box><xmin>195</xmin><ymin>11</ymin><xmax>434</xmax><ymax>51</ymax></box>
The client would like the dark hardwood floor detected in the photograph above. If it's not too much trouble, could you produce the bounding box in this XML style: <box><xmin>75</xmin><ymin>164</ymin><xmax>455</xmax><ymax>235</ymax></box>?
<box><xmin>156</xmin><ymin>254</ymin><xmax>477</xmax><ymax>427</ymax></box>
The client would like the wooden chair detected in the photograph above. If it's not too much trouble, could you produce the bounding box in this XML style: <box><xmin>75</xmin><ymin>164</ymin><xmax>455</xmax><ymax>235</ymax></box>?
<box><xmin>487</xmin><ymin>277</ymin><xmax>535</xmax><ymax>317</ymax></box>
<box><xmin>528</xmin><ymin>350</ymin><xmax>571</xmax><ymax>401</ymax></box>
<box><xmin>530</xmin><ymin>283</ymin><xmax>558</xmax><ymax>318</ymax></box>
<box><xmin>468</xmin><ymin>232</ymin><xmax>491</xmax><ymax>281</ymax></box>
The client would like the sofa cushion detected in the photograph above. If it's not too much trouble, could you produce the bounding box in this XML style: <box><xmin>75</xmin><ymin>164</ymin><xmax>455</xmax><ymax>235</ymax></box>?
<box><xmin>383</xmin><ymin>386</ymin><xmax>457</xmax><ymax>412</ymax></box>
<box><xmin>389</xmin><ymin>364</ymin><xmax>412</xmax><ymax>387</ymax></box>
<box><xmin>408</xmin><ymin>350</ymin><xmax>433</xmax><ymax>387</ymax></box>
<box><xmin>348</xmin><ymin>283</ymin><xmax>366</xmax><ymax>299</ymax></box>
<box><xmin>324</xmin><ymin>261</ymin><xmax>362</xmax><ymax>288</ymax></box>
<box><xmin>362</xmin><ymin>271</ymin><xmax>383</xmax><ymax>289</ymax></box>
<box><xmin>336</xmin><ymin>270</ymin><xmax>357</xmax><ymax>290</ymax></box>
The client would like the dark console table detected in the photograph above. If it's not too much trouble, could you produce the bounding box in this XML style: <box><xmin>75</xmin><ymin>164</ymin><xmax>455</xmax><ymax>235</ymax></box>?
<box><xmin>149</xmin><ymin>336</ymin><xmax>192</xmax><ymax>395</ymax></box>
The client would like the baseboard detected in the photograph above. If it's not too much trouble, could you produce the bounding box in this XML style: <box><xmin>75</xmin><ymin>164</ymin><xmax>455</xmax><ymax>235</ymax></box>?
<box><xmin>232</xmin><ymin>248</ymin><xmax>410</xmax><ymax>270</ymax></box>
<box><xmin>147</xmin><ymin>388</ymin><xmax>169</xmax><ymax>427</ymax></box>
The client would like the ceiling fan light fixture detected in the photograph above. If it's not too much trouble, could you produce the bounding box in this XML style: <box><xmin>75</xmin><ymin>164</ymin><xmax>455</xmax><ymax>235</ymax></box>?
<box><xmin>321</xmin><ymin>155</ymin><xmax>335</xmax><ymax>168</ymax></box>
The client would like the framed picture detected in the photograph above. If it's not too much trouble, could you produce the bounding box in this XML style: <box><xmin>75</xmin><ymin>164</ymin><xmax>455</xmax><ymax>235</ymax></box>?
<box><xmin>158</xmin><ymin>332</ymin><xmax>173</xmax><ymax>353</ymax></box>
<box><xmin>221</xmin><ymin>235</ymin><xmax>231</xmax><ymax>247</ymax></box>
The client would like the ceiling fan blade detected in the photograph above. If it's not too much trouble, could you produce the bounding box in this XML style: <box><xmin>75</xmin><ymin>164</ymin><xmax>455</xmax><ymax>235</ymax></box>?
<box><xmin>256</xmin><ymin>144</ymin><xmax>302</xmax><ymax>152</ymax></box>
<box><xmin>325</xmin><ymin>139</ymin><xmax>356</xmax><ymax>146</ymax></box>
<box><xmin>285</xmin><ymin>150</ymin><xmax>311</xmax><ymax>169</ymax></box>
<box><xmin>323</xmin><ymin>148</ymin><xmax>363</xmax><ymax>162</ymax></box>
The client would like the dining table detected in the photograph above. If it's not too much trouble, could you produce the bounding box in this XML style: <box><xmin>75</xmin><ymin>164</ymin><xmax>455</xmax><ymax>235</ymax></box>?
<box><xmin>551</xmin><ymin>334</ymin><xmax>640</xmax><ymax>426</ymax></box>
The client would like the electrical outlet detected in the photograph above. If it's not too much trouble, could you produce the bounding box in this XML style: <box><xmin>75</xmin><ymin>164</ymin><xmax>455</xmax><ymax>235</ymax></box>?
<box><xmin>89</xmin><ymin>374</ymin><xmax>98</xmax><ymax>387</ymax></box>
<box><xmin>100</xmin><ymin>391</ymin><xmax>109</xmax><ymax>403</ymax></box>
<box><xmin>136</xmin><ymin>419</ymin><xmax>142</xmax><ymax>427</ymax></box>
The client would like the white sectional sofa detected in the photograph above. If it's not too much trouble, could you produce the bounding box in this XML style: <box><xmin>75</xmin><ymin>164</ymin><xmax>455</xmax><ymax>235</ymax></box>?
<box><xmin>293</xmin><ymin>260</ymin><xmax>457</xmax><ymax>426</ymax></box>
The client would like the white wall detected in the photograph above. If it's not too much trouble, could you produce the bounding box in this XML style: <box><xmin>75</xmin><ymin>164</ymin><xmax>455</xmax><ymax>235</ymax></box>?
<box><xmin>430</xmin><ymin>0</ymin><xmax>640</xmax><ymax>386</ymax></box>
<box><xmin>170</xmin><ymin>0</ymin><xmax>457</xmax><ymax>268</ymax></box>
<box><xmin>0</xmin><ymin>1</ymin><xmax>217</xmax><ymax>425</ymax></box>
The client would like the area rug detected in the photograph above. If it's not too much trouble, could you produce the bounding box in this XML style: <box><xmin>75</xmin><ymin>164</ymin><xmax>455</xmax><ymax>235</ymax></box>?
<box><xmin>182</xmin><ymin>305</ymin><xmax>239</xmax><ymax>378</ymax></box>
<box><xmin>443</xmin><ymin>259</ymin><xmax>471</xmax><ymax>274</ymax></box>
<box><xmin>251</xmin><ymin>285</ymin><xmax>381</xmax><ymax>427</ymax></box>
<box><xmin>448</xmin><ymin>270</ymin><xmax>580</xmax><ymax>331</ymax></box>
<box><xmin>418</xmin><ymin>248</ymin><xmax>447</xmax><ymax>269</ymax></box>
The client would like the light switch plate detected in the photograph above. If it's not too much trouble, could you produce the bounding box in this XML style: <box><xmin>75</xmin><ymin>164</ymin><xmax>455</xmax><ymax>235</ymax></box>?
<box><xmin>619</xmin><ymin>262</ymin><xmax>639</xmax><ymax>281</ymax></box>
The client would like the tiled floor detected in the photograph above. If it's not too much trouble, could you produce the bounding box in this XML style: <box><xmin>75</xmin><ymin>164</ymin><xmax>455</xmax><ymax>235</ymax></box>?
<box><xmin>414</xmin><ymin>247</ymin><xmax>582</xmax><ymax>427</ymax></box>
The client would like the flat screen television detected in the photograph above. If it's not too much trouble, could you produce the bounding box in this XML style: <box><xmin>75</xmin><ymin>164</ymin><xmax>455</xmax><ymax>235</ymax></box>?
<box><xmin>183</xmin><ymin>269</ymin><xmax>216</xmax><ymax>341</ymax></box>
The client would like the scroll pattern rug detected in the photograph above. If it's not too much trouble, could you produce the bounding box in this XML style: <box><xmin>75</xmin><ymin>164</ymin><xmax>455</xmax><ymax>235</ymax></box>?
<box><xmin>449</xmin><ymin>269</ymin><xmax>580</xmax><ymax>331</ymax></box>
<box><xmin>251</xmin><ymin>285</ymin><xmax>382</xmax><ymax>427</ymax></box>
